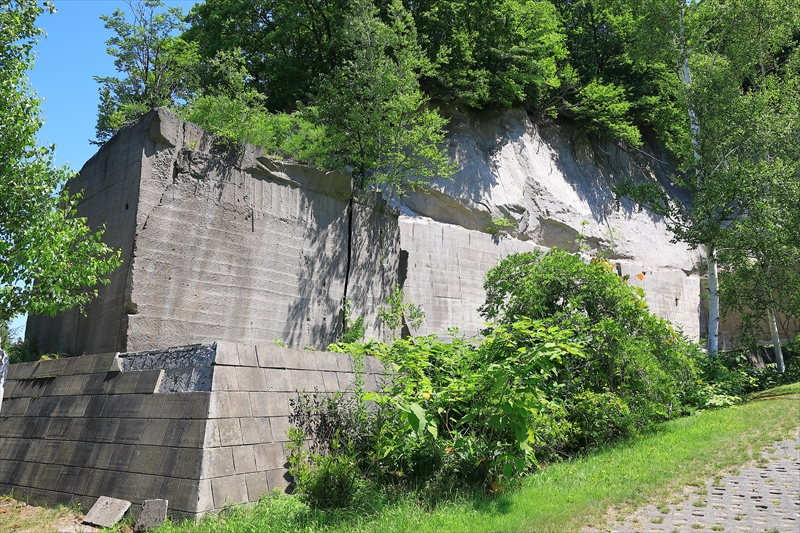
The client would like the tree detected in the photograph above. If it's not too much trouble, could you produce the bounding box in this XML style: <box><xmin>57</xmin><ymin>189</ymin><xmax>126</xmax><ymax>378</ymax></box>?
<box><xmin>614</xmin><ymin>0</ymin><xmax>799</xmax><ymax>356</ymax></box>
<box><xmin>313</xmin><ymin>0</ymin><xmax>453</xmax><ymax>193</ymax></box>
<box><xmin>95</xmin><ymin>0</ymin><xmax>200</xmax><ymax>142</ymax></box>
<box><xmin>0</xmin><ymin>1</ymin><xmax>122</xmax><ymax>344</ymax></box>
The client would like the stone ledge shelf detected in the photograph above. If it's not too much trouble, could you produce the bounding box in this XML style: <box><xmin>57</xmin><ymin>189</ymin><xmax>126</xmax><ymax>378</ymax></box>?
<box><xmin>0</xmin><ymin>342</ymin><xmax>382</xmax><ymax>522</ymax></box>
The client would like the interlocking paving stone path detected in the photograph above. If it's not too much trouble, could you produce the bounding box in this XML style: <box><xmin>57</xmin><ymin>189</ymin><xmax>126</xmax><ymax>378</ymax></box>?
<box><xmin>585</xmin><ymin>430</ymin><xmax>800</xmax><ymax>533</ymax></box>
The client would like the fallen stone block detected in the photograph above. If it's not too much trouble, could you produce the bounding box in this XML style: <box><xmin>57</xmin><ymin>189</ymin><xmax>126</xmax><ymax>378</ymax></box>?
<box><xmin>82</xmin><ymin>496</ymin><xmax>131</xmax><ymax>528</ymax></box>
<box><xmin>134</xmin><ymin>498</ymin><xmax>168</xmax><ymax>532</ymax></box>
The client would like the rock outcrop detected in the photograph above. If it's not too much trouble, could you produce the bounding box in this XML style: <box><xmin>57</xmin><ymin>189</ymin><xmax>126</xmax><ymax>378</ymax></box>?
<box><xmin>398</xmin><ymin>107</ymin><xmax>702</xmax><ymax>339</ymax></box>
<box><xmin>27</xmin><ymin>107</ymin><xmax>703</xmax><ymax>355</ymax></box>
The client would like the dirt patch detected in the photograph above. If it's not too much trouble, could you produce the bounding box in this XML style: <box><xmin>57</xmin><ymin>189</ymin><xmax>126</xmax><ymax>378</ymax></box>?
<box><xmin>0</xmin><ymin>495</ymin><xmax>86</xmax><ymax>533</ymax></box>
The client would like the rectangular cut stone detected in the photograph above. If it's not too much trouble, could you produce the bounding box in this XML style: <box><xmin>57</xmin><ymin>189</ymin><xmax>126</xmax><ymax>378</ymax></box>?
<box><xmin>204</xmin><ymin>447</ymin><xmax>235</xmax><ymax>478</ymax></box>
<box><xmin>129</xmin><ymin>446</ymin><xmax>165</xmax><ymax>476</ymax></box>
<box><xmin>211</xmin><ymin>366</ymin><xmax>238</xmax><ymax>391</ymax></box>
<box><xmin>217</xmin><ymin>418</ymin><xmax>242</xmax><ymax>447</ymax></box>
<box><xmin>134</xmin><ymin>498</ymin><xmax>168</xmax><ymax>532</ymax></box>
<box><xmin>266</xmin><ymin>469</ymin><xmax>291</xmax><ymax>492</ymax></box>
<box><xmin>254</xmin><ymin>443</ymin><xmax>286</xmax><ymax>471</ymax></box>
<box><xmin>245</xmin><ymin>472</ymin><xmax>268</xmax><ymax>501</ymax></box>
<box><xmin>267</xmin><ymin>416</ymin><xmax>292</xmax><ymax>442</ymax></box>
<box><xmin>214</xmin><ymin>342</ymin><xmax>239</xmax><ymax>366</ymax></box>
<box><xmin>237</xmin><ymin>345</ymin><xmax>258</xmax><ymax>367</ymax></box>
<box><xmin>241</xmin><ymin>417</ymin><xmax>272</xmax><ymax>445</ymax></box>
<box><xmin>291</xmin><ymin>370</ymin><xmax>325</xmax><ymax>391</ymax></box>
<box><xmin>83</xmin><ymin>495</ymin><xmax>132</xmax><ymax>528</ymax></box>
<box><xmin>232</xmin><ymin>446</ymin><xmax>257</xmax><ymax>474</ymax></box>
<box><xmin>264</xmin><ymin>369</ymin><xmax>294</xmax><ymax>392</ymax></box>
<box><xmin>255</xmin><ymin>345</ymin><xmax>287</xmax><ymax>368</ymax></box>
<box><xmin>225</xmin><ymin>394</ymin><xmax>249</xmax><ymax>419</ymax></box>
<box><xmin>211</xmin><ymin>475</ymin><xmax>248</xmax><ymax>509</ymax></box>
<box><xmin>234</xmin><ymin>366</ymin><xmax>267</xmax><ymax>392</ymax></box>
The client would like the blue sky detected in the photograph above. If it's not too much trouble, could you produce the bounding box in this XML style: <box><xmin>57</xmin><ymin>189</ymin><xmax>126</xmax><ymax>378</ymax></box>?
<box><xmin>8</xmin><ymin>0</ymin><xmax>197</xmax><ymax>339</ymax></box>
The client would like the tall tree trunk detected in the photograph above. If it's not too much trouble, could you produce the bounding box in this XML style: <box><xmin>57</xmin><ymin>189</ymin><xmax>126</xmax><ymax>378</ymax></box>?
<box><xmin>706</xmin><ymin>245</ymin><xmax>720</xmax><ymax>357</ymax></box>
<box><xmin>0</xmin><ymin>329</ymin><xmax>7</xmax><ymax>415</ymax></box>
<box><xmin>767</xmin><ymin>307</ymin><xmax>785</xmax><ymax>373</ymax></box>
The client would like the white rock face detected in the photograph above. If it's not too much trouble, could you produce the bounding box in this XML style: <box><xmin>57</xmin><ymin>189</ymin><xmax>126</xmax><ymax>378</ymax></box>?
<box><xmin>399</xmin><ymin>107</ymin><xmax>701</xmax><ymax>270</ymax></box>
<box><xmin>398</xmin><ymin>108</ymin><xmax>703</xmax><ymax>339</ymax></box>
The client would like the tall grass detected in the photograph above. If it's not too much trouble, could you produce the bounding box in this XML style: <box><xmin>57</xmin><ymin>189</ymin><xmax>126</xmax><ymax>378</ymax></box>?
<box><xmin>147</xmin><ymin>383</ymin><xmax>799</xmax><ymax>533</ymax></box>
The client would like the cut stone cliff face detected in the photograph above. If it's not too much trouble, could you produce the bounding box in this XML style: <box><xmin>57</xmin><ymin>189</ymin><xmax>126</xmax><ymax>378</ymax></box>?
<box><xmin>396</xmin><ymin>107</ymin><xmax>703</xmax><ymax>339</ymax></box>
<box><xmin>27</xmin><ymin>108</ymin><xmax>702</xmax><ymax>354</ymax></box>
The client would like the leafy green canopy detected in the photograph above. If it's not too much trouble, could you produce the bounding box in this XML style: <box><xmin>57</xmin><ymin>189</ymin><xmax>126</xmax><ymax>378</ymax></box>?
<box><xmin>95</xmin><ymin>0</ymin><xmax>200</xmax><ymax>142</ymax></box>
<box><xmin>0</xmin><ymin>0</ymin><xmax>121</xmax><ymax>323</ymax></box>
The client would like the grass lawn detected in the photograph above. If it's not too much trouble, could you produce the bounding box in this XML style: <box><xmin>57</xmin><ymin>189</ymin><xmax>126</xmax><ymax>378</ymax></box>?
<box><xmin>148</xmin><ymin>382</ymin><xmax>800</xmax><ymax>533</ymax></box>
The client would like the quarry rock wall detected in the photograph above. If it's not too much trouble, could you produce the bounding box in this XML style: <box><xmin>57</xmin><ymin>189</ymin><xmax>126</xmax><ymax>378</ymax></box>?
<box><xmin>28</xmin><ymin>107</ymin><xmax>702</xmax><ymax>354</ymax></box>
<box><xmin>397</xmin><ymin>107</ymin><xmax>701</xmax><ymax>340</ymax></box>
<box><xmin>28</xmin><ymin>110</ymin><xmax>398</xmax><ymax>355</ymax></box>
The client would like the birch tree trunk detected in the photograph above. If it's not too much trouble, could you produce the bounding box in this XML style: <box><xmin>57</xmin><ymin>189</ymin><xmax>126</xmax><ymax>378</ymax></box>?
<box><xmin>706</xmin><ymin>245</ymin><xmax>720</xmax><ymax>357</ymax></box>
<box><xmin>767</xmin><ymin>307</ymin><xmax>785</xmax><ymax>373</ymax></box>
<box><xmin>0</xmin><ymin>330</ymin><xmax>7</xmax><ymax>415</ymax></box>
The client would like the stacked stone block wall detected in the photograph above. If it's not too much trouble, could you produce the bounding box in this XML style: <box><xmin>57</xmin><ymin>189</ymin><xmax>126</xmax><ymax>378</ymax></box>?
<box><xmin>0</xmin><ymin>343</ymin><xmax>382</xmax><ymax>520</ymax></box>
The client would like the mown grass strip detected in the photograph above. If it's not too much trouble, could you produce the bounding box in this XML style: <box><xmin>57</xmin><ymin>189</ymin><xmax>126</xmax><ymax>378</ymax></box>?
<box><xmin>151</xmin><ymin>383</ymin><xmax>800</xmax><ymax>533</ymax></box>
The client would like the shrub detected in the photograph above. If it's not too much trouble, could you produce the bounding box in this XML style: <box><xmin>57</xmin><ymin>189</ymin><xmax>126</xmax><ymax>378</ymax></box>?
<box><xmin>481</xmin><ymin>249</ymin><xmax>703</xmax><ymax>426</ymax></box>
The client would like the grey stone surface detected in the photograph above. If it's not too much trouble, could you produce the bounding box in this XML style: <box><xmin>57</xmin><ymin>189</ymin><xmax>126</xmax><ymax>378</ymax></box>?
<box><xmin>584</xmin><ymin>431</ymin><xmax>800</xmax><ymax>533</ymax></box>
<box><xmin>27</xmin><ymin>110</ymin><xmax>398</xmax><ymax>355</ymax></box>
<box><xmin>82</xmin><ymin>495</ymin><xmax>131</xmax><ymax>528</ymax></box>
<box><xmin>134</xmin><ymin>499</ymin><xmax>168</xmax><ymax>532</ymax></box>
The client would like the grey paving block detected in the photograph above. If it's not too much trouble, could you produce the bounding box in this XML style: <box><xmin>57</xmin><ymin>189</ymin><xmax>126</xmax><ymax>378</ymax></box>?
<box><xmin>211</xmin><ymin>475</ymin><xmax>248</xmax><ymax>508</ymax></box>
<box><xmin>292</xmin><ymin>369</ymin><xmax>325</xmax><ymax>391</ymax></box>
<box><xmin>45</xmin><ymin>418</ymin><xmax>73</xmax><ymax>440</ymax></box>
<box><xmin>138</xmin><ymin>394</ymin><xmax>166</xmax><ymax>419</ymax></box>
<box><xmin>52</xmin><ymin>395</ymin><xmax>90</xmax><ymax>417</ymax></box>
<box><xmin>314</xmin><ymin>352</ymin><xmax>342</xmax><ymax>372</ymax></box>
<box><xmin>182</xmin><ymin>392</ymin><xmax>211</xmax><ymax>419</ymax></box>
<box><xmin>83</xmin><ymin>395</ymin><xmax>107</xmax><ymax>417</ymax></box>
<box><xmin>114</xmin><ymin>372</ymin><xmax>142</xmax><ymax>395</ymax></box>
<box><xmin>114</xmin><ymin>395</ymin><xmax>145</xmax><ymax>417</ymax></box>
<box><xmin>196</xmin><ymin>479</ymin><xmax>214</xmax><ymax>513</ymax></box>
<box><xmin>170</xmin><ymin>478</ymin><xmax>200</xmax><ymax>514</ymax></box>
<box><xmin>90</xmin><ymin>444</ymin><xmax>115</xmax><ymax>470</ymax></box>
<box><xmin>108</xmin><ymin>444</ymin><xmax>137</xmax><ymax>470</ymax></box>
<box><xmin>57</xmin><ymin>466</ymin><xmax>82</xmax><ymax>495</ymax></box>
<box><xmin>133</xmin><ymin>474</ymin><xmax>166</xmax><ymax>502</ymax></box>
<box><xmin>134</xmin><ymin>370</ymin><xmax>163</xmax><ymax>394</ymax></box>
<box><xmin>85</xmin><ymin>470</ymin><xmax>121</xmax><ymax>498</ymax></box>
<box><xmin>88</xmin><ymin>418</ymin><xmax>121</xmax><ymax>443</ymax></box>
<box><xmin>322</xmin><ymin>371</ymin><xmax>340</xmax><ymax>391</ymax></box>
<box><xmin>134</xmin><ymin>498</ymin><xmax>168</xmax><ymax>532</ymax></box>
<box><xmin>285</xmin><ymin>350</ymin><xmax>317</xmax><ymax>370</ymax></box>
<box><xmin>157</xmin><ymin>447</ymin><xmax>180</xmax><ymax>477</ymax></box>
<box><xmin>268</xmin><ymin>416</ymin><xmax>292</xmax><ymax>442</ymax></box>
<box><xmin>87</xmin><ymin>353</ymin><xmax>118</xmax><ymax>374</ymax></box>
<box><xmin>208</xmin><ymin>392</ymin><xmax>233</xmax><ymax>419</ymax></box>
<box><xmin>82</xmin><ymin>495</ymin><xmax>131</xmax><ymax>528</ymax></box>
<box><xmin>249</xmin><ymin>392</ymin><xmax>293</xmax><ymax>417</ymax></box>
<box><xmin>139</xmin><ymin>419</ymin><xmax>169</xmax><ymax>446</ymax></box>
<box><xmin>266</xmin><ymin>468</ymin><xmax>291</xmax><ymax>492</ymax></box>
<box><xmin>204</xmin><ymin>419</ymin><xmax>221</xmax><ymax>448</ymax></box>
<box><xmin>82</xmin><ymin>374</ymin><xmax>107</xmax><ymax>395</ymax></box>
<box><xmin>161</xmin><ymin>394</ymin><xmax>188</xmax><ymax>418</ymax></box>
